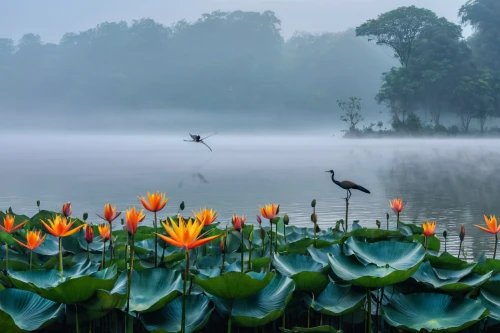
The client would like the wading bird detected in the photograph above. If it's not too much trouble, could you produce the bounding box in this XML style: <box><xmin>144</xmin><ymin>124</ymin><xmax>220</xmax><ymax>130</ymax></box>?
<box><xmin>184</xmin><ymin>133</ymin><xmax>217</xmax><ymax>152</ymax></box>
<box><xmin>325</xmin><ymin>170</ymin><xmax>370</xmax><ymax>200</ymax></box>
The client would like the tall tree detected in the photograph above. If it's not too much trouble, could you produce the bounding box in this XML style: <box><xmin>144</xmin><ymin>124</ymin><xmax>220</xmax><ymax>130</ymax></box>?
<box><xmin>355</xmin><ymin>6</ymin><xmax>439</xmax><ymax>68</ymax></box>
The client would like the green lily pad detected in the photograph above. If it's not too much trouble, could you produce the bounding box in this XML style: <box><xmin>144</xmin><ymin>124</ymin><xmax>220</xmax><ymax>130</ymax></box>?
<box><xmin>328</xmin><ymin>241</ymin><xmax>424</xmax><ymax>288</ymax></box>
<box><xmin>0</xmin><ymin>288</ymin><xmax>64</xmax><ymax>333</ymax></box>
<box><xmin>280</xmin><ymin>326</ymin><xmax>342</xmax><ymax>333</ymax></box>
<box><xmin>210</xmin><ymin>274</ymin><xmax>295</xmax><ymax>327</ymax></box>
<box><xmin>140</xmin><ymin>294</ymin><xmax>214</xmax><ymax>333</ymax></box>
<box><xmin>272</xmin><ymin>253</ymin><xmax>328</xmax><ymax>293</ymax></box>
<box><xmin>8</xmin><ymin>260</ymin><xmax>116</xmax><ymax>304</ymax></box>
<box><xmin>382</xmin><ymin>293</ymin><xmax>489</xmax><ymax>333</ymax></box>
<box><xmin>195</xmin><ymin>271</ymin><xmax>274</xmax><ymax>299</ymax></box>
<box><xmin>411</xmin><ymin>261</ymin><xmax>492</xmax><ymax>292</ymax></box>
<box><xmin>83</xmin><ymin>271</ymin><xmax>128</xmax><ymax>311</ymax></box>
<box><xmin>479</xmin><ymin>288</ymin><xmax>500</xmax><ymax>321</ymax></box>
<box><xmin>304</xmin><ymin>282</ymin><xmax>365</xmax><ymax>316</ymax></box>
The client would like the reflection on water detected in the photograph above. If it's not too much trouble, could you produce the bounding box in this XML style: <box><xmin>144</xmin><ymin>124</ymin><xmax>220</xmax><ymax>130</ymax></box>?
<box><xmin>0</xmin><ymin>134</ymin><xmax>499</xmax><ymax>259</ymax></box>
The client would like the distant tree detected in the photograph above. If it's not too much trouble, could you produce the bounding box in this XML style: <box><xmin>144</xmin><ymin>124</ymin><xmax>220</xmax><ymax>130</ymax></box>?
<box><xmin>376</xmin><ymin>68</ymin><xmax>417</xmax><ymax>124</ymax></box>
<box><xmin>355</xmin><ymin>6</ymin><xmax>439</xmax><ymax>67</ymax></box>
<box><xmin>337</xmin><ymin>97</ymin><xmax>363</xmax><ymax>131</ymax></box>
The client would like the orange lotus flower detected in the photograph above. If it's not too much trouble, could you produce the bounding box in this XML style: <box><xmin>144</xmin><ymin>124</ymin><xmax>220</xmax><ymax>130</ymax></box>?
<box><xmin>0</xmin><ymin>214</ymin><xmax>28</xmax><ymax>233</ymax></box>
<box><xmin>233</xmin><ymin>215</ymin><xmax>246</xmax><ymax>232</ymax></box>
<box><xmin>98</xmin><ymin>223</ymin><xmax>111</xmax><ymax>241</ymax></box>
<box><xmin>41</xmin><ymin>215</ymin><xmax>85</xmax><ymax>238</ymax></box>
<box><xmin>125</xmin><ymin>207</ymin><xmax>146</xmax><ymax>235</ymax></box>
<box><xmin>14</xmin><ymin>230</ymin><xmax>46</xmax><ymax>251</ymax></box>
<box><xmin>193</xmin><ymin>208</ymin><xmax>219</xmax><ymax>226</ymax></box>
<box><xmin>97</xmin><ymin>203</ymin><xmax>121</xmax><ymax>223</ymax></box>
<box><xmin>389</xmin><ymin>198</ymin><xmax>405</xmax><ymax>213</ymax></box>
<box><xmin>474</xmin><ymin>215</ymin><xmax>500</xmax><ymax>234</ymax></box>
<box><xmin>156</xmin><ymin>216</ymin><xmax>222</xmax><ymax>250</ymax></box>
<box><xmin>62</xmin><ymin>202</ymin><xmax>72</xmax><ymax>217</ymax></box>
<box><xmin>422</xmin><ymin>221</ymin><xmax>436</xmax><ymax>237</ymax></box>
<box><xmin>138</xmin><ymin>192</ymin><xmax>169</xmax><ymax>212</ymax></box>
<box><xmin>260</xmin><ymin>203</ymin><xmax>280</xmax><ymax>220</ymax></box>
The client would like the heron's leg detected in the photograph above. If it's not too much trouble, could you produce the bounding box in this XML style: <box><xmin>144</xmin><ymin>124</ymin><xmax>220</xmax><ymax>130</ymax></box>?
<box><xmin>347</xmin><ymin>189</ymin><xmax>352</xmax><ymax>200</ymax></box>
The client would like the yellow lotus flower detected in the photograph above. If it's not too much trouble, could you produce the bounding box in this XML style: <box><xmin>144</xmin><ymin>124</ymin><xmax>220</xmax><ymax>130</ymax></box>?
<box><xmin>14</xmin><ymin>230</ymin><xmax>46</xmax><ymax>250</ymax></box>
<box><xmin>138</xmin><ymin>192</ymin><xmax>169</xmax><ymax>212</ymax></box>
<box><xmin>41</xmin><ymin>215</ymin><xmax>84</xmax><ymax>238</ymax></box>
<box><xmin>156</xmin><ymin>216</ymin><xmax>221</xmax><ymax>250</ymax></box>
<box><xmin>422</xmin><ymin>221</ymin><xmax>436</xmax><ymax>237</ymax></box>
<box><xmin>259</xmin><ymin>203</ymin><xmax>279</xmax><ymax>220</ymax></box>
<box><xmin>193</xmin><ymin>208</ymin><xmax>218</xmax><ymax>226</ymax></box>
<box><xmin>0</xmin><ymin>214</ymin><xmax>28</xmax><ymax>233</ymax></box>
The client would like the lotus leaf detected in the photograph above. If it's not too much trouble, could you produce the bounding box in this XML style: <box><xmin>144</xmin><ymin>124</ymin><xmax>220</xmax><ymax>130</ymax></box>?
<box><xmin>328</xmin><ymin>241</ymin><xmax>424</xmax><ymax>288</ymax></box>
<box><xmin>209</xmin><ymin>274</ymin><xmax>295</xmax><ymax>327</ymax></box>
<box><xmin>0</xmin><ymin>288</ymin><xmax>64</xmax><ymax>333</ymax></box>
<box><xmin>195</xmin><ymin>271</ymin><xmax>273</xmax><ymax>299</ymax></box>
<box><xmin>382</xmin><ymin>293</ymin><xmax>489</xmax><ymax>333</ymax></box>
<box><xmin>272</xmin><ymin>253</ymin><xmax>328</xmax><ymax>293</ymax></box>
<box><xmin>8</xmin><ymin>260</ymin><xmax>116</xmax><ymax>303</ymax></box>
<box><xmin>479</xmin><ymin>288</ymin><xmax>500</xmax><ymax>321</ymax></box>
<box><xmin>304</xmin><ymin>282</ymin><xmax>365</xmax><ymax>316</ymax></box>
<box><xmin>280</xmin><ymin>326</ymin><xmax>342</xmax><ymax>333</ymax></box>
<box><xmin>141</xmin><ymin>294</ymin><xmax>214</xmax><ymax>333</ymax></box>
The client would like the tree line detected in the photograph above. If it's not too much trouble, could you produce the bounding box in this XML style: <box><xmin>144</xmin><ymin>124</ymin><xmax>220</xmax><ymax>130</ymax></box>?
<box><xmin>354</xmin><ymin>0</ymin><xmax>500</xmax><ymax>133</ymax></box>
<box><xmin>0</xmin><ymin>10</ymin><xmax>393</xmax><ymax>113</ymax></box>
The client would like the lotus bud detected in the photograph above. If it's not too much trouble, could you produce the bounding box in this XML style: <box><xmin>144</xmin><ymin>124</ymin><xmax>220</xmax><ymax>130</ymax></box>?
<box><xmin>36</xmin><ymin>200</ymin><xmax>40</xmax><ymax>208</ymax></box>
<box><xmin>459</xmin><ymin>225</ymin><xmax>465</xmax><ymax>241</ymax></box>
<box><xmin>179</xmin><ymin>201</ymin><xmax>185</xmax><ymax>211</ymax></box>
<box><xmin>311</xmin><ymin>213</ymin><xmax>317</xmax><ymax>224</ymax></box>
<box><xmin>376</xmin><ymin>220</ymin><xmax>381</xmax><ymax>229</ymax></box>
<box><xmin>259</xmin><ymin>227</ymin><xmax>265</xmax><ymax>240</ymax></box>
<box><xmin>314</xmin><ymin>224</ymin><xmax>321</xmax><ymax>233</ymax></box>
<box><xmin>311</xmin><ymin>199</ymin><xmax>316</xmax><ymax>208</ymax></box>
<box><xmin>386</xmin><ymin>212</ymin><xmax>389</xmax><ymax>220</ymax></box>
<box><xmin>443</xmin><ymin>230</ymin><xmax>447</xmax><ymax>239</ymax></box>
<box><xmin>256</xmin><ymin>215</ymin><xmax>262</xmax><ymax>225</ymax></box>
<box><xmin>121</xmin><ymin>218</ymin><xmax>124</xmax><ymax>225</ymax></box>
<box><xmin>219</xmin><ymin>237</ymin><xmax>225</xmax><ymax>252</ymax></box>
<box><xmin>85</xmin><ymin>224</ymin><xmax>94</xmax><ymax>244</ymax></box>
<box><xmin>272</xmin><ymin>217</ymin><xmax>280</xmax><ymax>224</ymax></box>
<box><xmin>276</xmin><ymin>205</ymin><xmax>280</xmax><ymax>215</ymax></box>
<box><xmin>83</xmin><ymin>212</ymin><xmax>88</xmax><ymax>221</ymax></box>
<box><xmin>8</xmin><ymin>207</ymin><xmax>13</xmax><ymax>215</ymax></box>
<box><xmin>283</xmin><ymin>214</ymin><xmax>289</xmax><ymax>225</ymax></box>
<box><xmin>62</xmin><ymin>202</ymin><xmax>72</xmax><ymax>217</ymax></box>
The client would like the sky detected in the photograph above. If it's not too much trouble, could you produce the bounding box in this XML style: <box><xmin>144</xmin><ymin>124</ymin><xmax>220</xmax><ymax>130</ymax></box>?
<box><xmin>1</xmin><ymin>0</ymin><xmax>472</xmax><ymax>43</ymax></box>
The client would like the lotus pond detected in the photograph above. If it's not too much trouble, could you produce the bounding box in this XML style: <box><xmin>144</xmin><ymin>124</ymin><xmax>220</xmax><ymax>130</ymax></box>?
<box><xmin>1</xmin><ymin>199</ymin><xmax>500</xmax><ymax>333</ymax></box>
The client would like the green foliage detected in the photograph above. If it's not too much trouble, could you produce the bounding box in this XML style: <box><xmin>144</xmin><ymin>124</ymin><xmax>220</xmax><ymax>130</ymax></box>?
<box><xmin>336</xmin><ymin>97</ymin><xmax>363</xmax><ymax>132</ymax></box>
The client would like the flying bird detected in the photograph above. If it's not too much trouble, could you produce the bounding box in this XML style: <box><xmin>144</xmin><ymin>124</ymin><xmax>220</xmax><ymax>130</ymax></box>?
<box><xmin>184</xmin><ymin>133</ymin><xmax>217</xmax><ymax>152</ymax></box>
<box><xmin>325</xmin><ymin>170</ymin><xmax>370</xmax><ymax>200</ymax></box>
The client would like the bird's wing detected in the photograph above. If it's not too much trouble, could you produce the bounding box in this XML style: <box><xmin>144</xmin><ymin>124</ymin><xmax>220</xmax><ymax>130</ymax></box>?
<box><xmin>189</xmin><ymin>133</ymin><xmax>198</xmax><ymax>140</ymax></box>
<box><xmin>340</xmin><ymin>180</ymin><xmax>356</xmax><ymax>188</ymax></box>
<box><xmin>201</xmin><ymin>141</ymin><xmax>212</xmax><ymax>152</ymax></box>
<box><xmin>201</xmin><ymin>133</ymin><xmax>218</xmax><ymax>140</ymax></box>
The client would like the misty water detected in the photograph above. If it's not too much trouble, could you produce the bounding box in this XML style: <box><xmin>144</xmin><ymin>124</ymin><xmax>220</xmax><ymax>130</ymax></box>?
<box><xmin>1</xmin><ymin>134</ymin><xmax>499</xmax><ymax>259</ymax></box>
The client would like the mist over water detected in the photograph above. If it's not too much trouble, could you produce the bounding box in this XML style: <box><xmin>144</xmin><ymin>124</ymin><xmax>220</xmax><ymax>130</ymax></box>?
<box><xmin>1</xmin><ymin>133</ymin><xmax>498</xmax><ymax>259</ymax></box>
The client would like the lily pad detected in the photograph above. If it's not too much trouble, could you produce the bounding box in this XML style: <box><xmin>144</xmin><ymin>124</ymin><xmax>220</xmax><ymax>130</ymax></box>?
<box><xmin>479</xmin><ymin>288</ymin><xmax>500</xmax><ymax>321</ymax></box>
<box><xmin>0</xmin><ymin>288</ymin><xmax>64</xmax><ymax>333</ymax></box>
<box><xmin>195</xmin><ymin>271</ymin><xmax>274</xmax><ymax>299</ymax></box>
<box><xmin>280</xmin><ymin>326</ymin><xmax>342</xmax><ymax>333</ymax></box>
<box><xmin>304</xmin><ymin>282</ymin><xmax>365</xmax><ymax>316</ymax></box>
<box><xmin>382</xmin><ymin>293</ymin><xmax>489</xmax><ymax>333</ymax></box>
<box><xmin>272</xmin><ymin>253</ymin><xmax>328</xmax><ymax>293</ymax></box>
<box><xmin>140</xmin><ymin>294</ymin><xmax>214</xmax><ymax>333</ymax></box>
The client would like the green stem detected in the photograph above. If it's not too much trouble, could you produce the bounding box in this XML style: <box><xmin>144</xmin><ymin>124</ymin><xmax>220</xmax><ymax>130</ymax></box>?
<box><xmin>182</xmin><ymin>250</ymin><xmax>189</xmax><ymax>333</ymax></box>
<box><xmin>59</xmin><ymin>237</ymin><xmax>63</xmax><ymax>281</ymax></box>
<box><xmin>30</xmin><ymin>250</ymin><xmax>33</xmax><ymax>270</ymax></box>
<box><xmin>126</xmin><ymin>234</ymin><xmax>135</xmax><ymax>329</ymax></box>
<box><xmin>424</xmin><ymin>236</ymin><xmax>428</xmax><ymax>250</ymax></box>
<box><xmin>87</xmin><ymin>243</ymin><xmax>90</xmax><ymax>261</ymax></box>
<box><xmin>284</xmin><ymin>225</ymin><xmax>287</xmax><ymax>243</ymax></box>
<box><xmin>154</xmin><ymin>212</ymin><xmax>158</xmax><ymax>268</ymax></box>
<box><xmin>101</xmin><ymin>241</ymin><xmax>106</xmax><ymax>270</ymax></box>
<box><xmin>109</xmin><ymin>223</ymin><xmax>113</xmax><ymax>261</ymax></box>
<box><xmin>386</xmin><ymin>215</ymin><xmax>389</xmax><ymax>231</ymax></box>
<box><xmin>227</xmin><ymin>301</ymin><xmax>233</xmax><ymax>333</ymax></box>
<box><xmin>366</xmin><ymin>288</ymin><xmax>372</xmax><ymax>333</ymax></box>
<box><xmin>269</xmin><ymin>221</ymin><xmax>273</xmax><ymax>266</ymax></box>
<box><xmin>248</xmin><ymin>239</ymin><xmax>253</xmax><ymax>271</ymax></box>
<box><xmin>397</xmin><ymin>212</ymin><xmax>399</xmax><ymax>229</ymax></box>
<box><xmin>314</xmin><ymin>223</ymin><xmax>317</xmax><ymax>248</ymax></box>
<box><xmin>275</xmin><ymin>222</ymin><xmax>278</xmax><ymax>253</ymax></box>
<box><xmin>458</xmin><ymin>240</ymin><xmax>462</xmax><ymax>259</ymax></box>
<box><xmin>75</xmin><ymin>304</ymin><xmax>80</xmax><ymax>333</ymax></box>
<box><xmin>5</xmin><ymin>243</ymin><xmax>8</xmax><ymax>272</ymax></box>
<box><xmin>345</xmin><ymin>198</ymin><xmax>349</xmax><ymax>235</ymax></box>
<box><xmin>240</xmin><ymin>231</ymin><xmax>244</xmax><ymax>273</ymax></box>
<box><xmin>494</xmin><ymin>233</ymin><xmax>498</xmax><ymax>259</ymax></box>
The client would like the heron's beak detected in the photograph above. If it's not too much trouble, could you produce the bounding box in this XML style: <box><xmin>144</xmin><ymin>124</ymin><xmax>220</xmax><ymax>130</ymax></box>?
<box><xmin>325</xmin><ymin>171</ymin><xmax>330</xmax><ymax>173</ymax></box>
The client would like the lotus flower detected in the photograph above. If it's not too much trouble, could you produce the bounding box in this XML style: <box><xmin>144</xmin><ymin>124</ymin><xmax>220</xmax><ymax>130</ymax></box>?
<box><xmin>156</xmin><ymin>216</ymin><xmax>222</xmax><ymax>333</ymax></box>
<box><xmin>98</xmin><ymin>223</ymin><xmax>110</xmax><ymax>241</ymax></box>
<box><xmin>138</xmin><ymin>192</ymin><xmax>168</xmax><ymax>267</ymax></box>
<box><xmin>125</xmin><ymin>207</ymin><xmax>146</xmax><ymax>235</ymax></box>
<box><xmin>256</xmin><ymin>215</ymin><xmax>262</xmax><ymax>225</ymax></box>
<box><xmin>84</xmin><ymin>224</ymin><xmax>94</xmax><ymax>244</ymax></box>
<box><xmin>260</xmin><ymin>203</ymin><xmax>279</xmax><ymax>220</ymax></box>
<box><xmin>193</xmin><ymin>207</ymin><xmax>218</xmax><ymax>226</ymax></box>
<box><xmin>389</xmin><ymin>198</ymin><xmax>405</xmax><ymax>213</ymax></box>
<box><xmin>422</xmin><ymin>221</ymin><xmax>436</xmax><ymax>237</ymax></box>
<box><xmin>41</xmin><ymin>215</ymin><xmax>85</xmax><ymax>279</ymax></box>
<box><xmin>13</xmin><ymin>230</ymin><xmax>46</xmax><ymax>270</ymax></box>
<box><xmin>0</xmin><ymin>214</ymin><xmax>28</xmax><ymax>233</ymax></box>
<box><xmin>233</xmin><ymin>215</ymin><xmax>246</xmax><ymax>232</ymax></box>
<box><xmin>475</xmin><ymin>215</ymin><xmax>500</xmax><ymax>259</ymax></box>
<box><xmin>62</xmin><ymin>202</ymin><xmax>72</xmax><ymax>217</ymax></box>
<box><xmin>97</xmin><ymin>203</ymin><xmax>121</xmax><ymax>223</ymax></box>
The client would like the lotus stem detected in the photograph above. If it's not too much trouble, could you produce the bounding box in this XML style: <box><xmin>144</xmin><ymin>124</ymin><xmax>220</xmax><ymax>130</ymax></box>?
<box><xmin>282</xmin><ymin>312</ymin><xmax>286</xmax><ymax>329</ymax></box>
<box><xmin>269</xmin><ymin>221</ymin><xmax>273</xmax><ymax>258</ymax></box>
<box><xmin>313</xmin><ymin>223</ymin><xmax>317</xmax><ymax>248</ymax></box>
<box><xmin>30</xmin><ymin>250</ymin><xmax>33</xmax><ymax>270</ymax></box>
<box><xmin>126</xmin><ymin>234</ymin><xmax>135</xmax><ymax>325</ymax></box>
<box><xmin>458</xmin><ymin>240</ymin><xmax>462</xmax><ymax>259</ymax></box>
<box><xmin>248</xmin><ymin>238</ymin><xmax>253</xmax><ymax>271</ymax></box>
<box><xmin>182</xmin><ymin>249</ymin><xmax>189</xmax><ymax>333</ymax></box>
<box><xmin>345</xmin><ymin>198</ymin><xmax>349</xmax><ymax>235</ymax></box>
<box><xmin>240</xmin><ymin>231</ymin><xmax>244</xmax><ymax>272</ymax></box>
<box><xmin>87</xmin><ymin>243</ymin><xmax>90</xmax><ymax>261</ymax></box>
<box><xmin>101</xmin><ymin>241</ymin><xmax>106</xmax><ymax>270</ymax></box>
<box><xmin>75</xmin><ymin>304</ymin><xmax>80</xmax><ymax>333</ymax></box>
<box><xmin>275</xmin><ymin>222</ymin><xmax>278</xmax><ymax>253</ymax></box>
<box><xmin>494</xmin><ymin>233</ymin><xmax>498</xmax><ymax>259</ymax></box>
<box><xmin>365</xmin><ymin>288</ymin><xmax>372</xmax><ymax>333</ymax></box>
<box><xmin>227</xmin><ymin>301</ymin><xmax>233</xmax><ymax>333</ymax></box>
<box><xmin>386</xmin><ymin>214</ymin><xmax>389</xmax><ymax>231</ymax></box>
<box><xmin>396</xmin><ymin>212</ymin><xmax>399</xmax><ymax>229</ymax></box>
<box><xmin>58</xmin><ymin>237</ymin><xmax>63</xmax><ymax>281</ymax></box>
<box><xmin>284</xmin><ymin>225</ymin><xmax>287</xmax><ymax>243</ymax></box>
<box><xmin>424</xmin><ymin>236</ymin><xmax>428</xmax><ymax>250</ymax></box>
<box><xmin>5</xmin><ymin>242</ymin><xmax>8</xmax><ymax>273</ymax></box>
<box><xmin>109</xmin><ymin>223</ymin><xmax>113</xmax><ymax>261</ymax></box>
<box><xmin>154</xmin><ymin>212</ymin><xmax>158</xmax><ymax>268</ymax></box>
